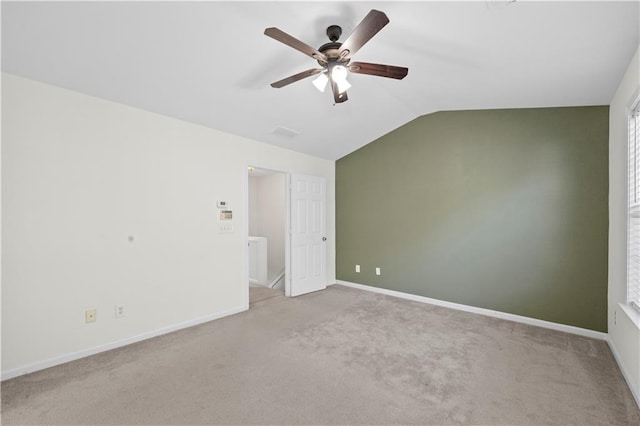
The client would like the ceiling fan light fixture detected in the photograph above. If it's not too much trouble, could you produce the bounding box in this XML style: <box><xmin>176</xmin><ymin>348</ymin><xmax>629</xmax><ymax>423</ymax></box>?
<box><xmin>331</xmin><ymin>65</ymin><xmax>351</xmax><ymax>94</ymax></box>
<box><xmin>312</xmin><ymin>72</ymin><xmax>329</xmax><ymax>92</ymax></box>
<box><xmin>335</xmin><ymin>77</ymin><xmax>351</xmax><ymax>94</ymax></box>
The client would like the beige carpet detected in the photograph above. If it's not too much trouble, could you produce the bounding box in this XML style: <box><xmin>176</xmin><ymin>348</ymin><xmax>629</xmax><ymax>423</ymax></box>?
<box><xmin>2</xmin><ymin>285</ymin><xmax>639</xmax><ymax>425</ymax></box>
<box><xmin>249</xmin><ymin>285</ymin><xmax>285</xmax><ymax>306</ymax></box>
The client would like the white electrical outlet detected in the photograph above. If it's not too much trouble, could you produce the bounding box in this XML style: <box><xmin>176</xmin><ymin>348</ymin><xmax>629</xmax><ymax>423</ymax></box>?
<box><xmin>376</xmin><ymin>267</ymin><xmax>381</xmax><ymax>276</ymax></box>
<box><xmin>115</xmin><ymin>305</ymin><xmax>125</xmax><ymax>318</ymax></box>
<box><xmin>355</xmin><ymin>264</ymin><xmax>360</xmax><ymax>273</ymax></box>
<box><xmin>85</xmin><ymin>308</ymin><xmax>96</xmax><ymax>323</ymax></box>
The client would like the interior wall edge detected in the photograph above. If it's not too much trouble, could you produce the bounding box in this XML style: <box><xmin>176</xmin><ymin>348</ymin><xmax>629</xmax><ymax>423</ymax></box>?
<box><xmin>607</xmin><ymin>43</ymin><xmax>640</xmax><ymax>404</ymax></box>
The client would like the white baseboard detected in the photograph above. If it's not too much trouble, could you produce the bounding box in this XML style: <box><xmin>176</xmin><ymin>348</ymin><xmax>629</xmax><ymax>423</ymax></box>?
<box><xmin>607</xmin><ymin>337</ymin><xmax>640</xmax><ymax>410</ymax></box>
<box><xmin>1</xmin><ymin>306</ymin><xmax>247</xmax><ymax>381</ymax></box>
<box><xmin>333</xmin><ymin>280</ymin><xmax>607</xmax><ymax>340</ymax></box>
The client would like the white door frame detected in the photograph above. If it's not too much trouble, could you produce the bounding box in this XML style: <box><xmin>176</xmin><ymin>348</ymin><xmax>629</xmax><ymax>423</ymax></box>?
<box><xmin>243</xmin><ymin>164</ymin><xmax>293</xmax><ymax>309</ymax></box>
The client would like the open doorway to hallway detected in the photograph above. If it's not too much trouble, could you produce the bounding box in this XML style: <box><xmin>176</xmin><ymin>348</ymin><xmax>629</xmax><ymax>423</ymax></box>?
<box><xmin>247</xmin><ymin>167</ymin><xmax>286</xmax><ymax>306</ymax></box>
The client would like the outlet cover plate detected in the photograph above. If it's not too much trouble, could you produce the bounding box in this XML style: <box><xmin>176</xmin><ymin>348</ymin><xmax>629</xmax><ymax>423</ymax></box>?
<box><xmin>115</xmin><ymin>305</ymin><xmax>125</xmax><ymax>318</ymax></box>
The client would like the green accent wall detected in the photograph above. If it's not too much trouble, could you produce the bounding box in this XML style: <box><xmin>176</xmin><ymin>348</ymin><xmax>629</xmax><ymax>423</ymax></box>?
<box><xmin>336</xmin><ymin>107</ymin><xmax>609</xmax><ymax>332</ymax></box>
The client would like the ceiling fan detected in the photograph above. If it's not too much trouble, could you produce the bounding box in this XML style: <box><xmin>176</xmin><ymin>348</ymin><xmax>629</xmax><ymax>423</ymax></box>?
<box><xmin>264</xmin><ymin>9</ymin><xmax>408</xmax><ymax>104</ymax></box>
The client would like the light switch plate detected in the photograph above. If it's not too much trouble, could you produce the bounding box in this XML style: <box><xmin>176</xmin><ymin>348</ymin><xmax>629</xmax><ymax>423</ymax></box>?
<box><xmin>218</xmin><ymin>223</ymin><xmax>234</xmax><ymax>233</ymax></box>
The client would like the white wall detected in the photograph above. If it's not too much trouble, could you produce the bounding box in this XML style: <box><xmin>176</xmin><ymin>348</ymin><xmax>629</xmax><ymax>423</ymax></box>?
<box><xmin>249</xmin><ymin>173</ymin><xmax>286</xmax><ymax>282</ymax></box>
<box><xmin>1</xmin><ymin>73</ymin><xmax>335</xmax><ymax>377</ymax></box>
<box><xmin>608</xmin><ymin>44</ymin><xmax>640</xmax><ymax>405</ymax></box>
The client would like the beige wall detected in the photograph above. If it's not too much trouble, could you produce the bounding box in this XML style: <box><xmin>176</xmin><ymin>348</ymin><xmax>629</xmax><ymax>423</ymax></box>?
<box><xmin>608</xmin><ymin>44</ymin><xmax>640</xmax><ymax>405</ymax></box>
<box><xmin>1</xmin><ymin>73</ymin><xmax>335</xmax><ymax>377</ymax></box>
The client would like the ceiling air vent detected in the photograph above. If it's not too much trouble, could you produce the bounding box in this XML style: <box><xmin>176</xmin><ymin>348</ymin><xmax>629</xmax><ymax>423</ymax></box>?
<box><xmin>271</xmin><ymin>126</ymin><xmax>300</xmax><ymax>138</ymax></box>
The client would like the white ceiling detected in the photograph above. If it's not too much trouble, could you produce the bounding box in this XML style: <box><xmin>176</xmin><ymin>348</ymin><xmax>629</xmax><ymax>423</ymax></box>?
<box><xmin>2</xmin><ymin>1</ymin><xmax>639</xmax><ymax>160</ymax></box>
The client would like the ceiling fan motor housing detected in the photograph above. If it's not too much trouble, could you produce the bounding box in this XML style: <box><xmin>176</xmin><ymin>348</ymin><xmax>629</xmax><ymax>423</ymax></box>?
<box><xmin>326</xmin><ymin>25</ymin><xmax>342</xmax><ymax>42</ymax></box>
<box><xmin>318</xmin><ymin>25</ymin><xmax>350</xmax><ymax>67</ymax></box>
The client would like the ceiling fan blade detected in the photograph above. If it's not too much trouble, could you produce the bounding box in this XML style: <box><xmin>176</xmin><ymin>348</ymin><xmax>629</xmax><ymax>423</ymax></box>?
<box><xmin>331</xmin><ymin>80</ymin><xmax>349</xmax><ymax>104</ymax></box>
<box><xmin>264</xmin><ymin>27</ymin><xmax>327</xmax><ymax>62</ymax></box>
<box><xmin>349</xmin><ymin>62</ymin><xmax>408</xmax><ymax>80</ymax></box>
<box><xmin>270</xmin><ymin>68</ymin><xmax>324</xmax><ymax>88</ymax></box>
<box><xmin>339</xmin><ymin>10</ymin><xmax>389</xmax><ymax>59</ymax></box>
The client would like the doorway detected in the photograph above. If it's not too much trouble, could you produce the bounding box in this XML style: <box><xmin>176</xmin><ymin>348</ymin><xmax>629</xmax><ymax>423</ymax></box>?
<box><xmin>247</xmin><ymin>167</ymin><xmax>287</xmax><ymax>305</ymax></box>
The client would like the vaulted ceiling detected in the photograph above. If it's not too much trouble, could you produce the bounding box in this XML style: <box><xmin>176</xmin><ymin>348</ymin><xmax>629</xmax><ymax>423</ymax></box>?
<box><xmin>3</xmin><ymin>1</ymin><xmax>639</xmax><ymax>160</ymax></box>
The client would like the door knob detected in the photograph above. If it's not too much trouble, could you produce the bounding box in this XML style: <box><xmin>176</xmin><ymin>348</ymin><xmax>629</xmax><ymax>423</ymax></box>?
<box><xmin>322</xmin><ymin>237</ymin><xmax>327</xmax><ymax>241</ymax></box>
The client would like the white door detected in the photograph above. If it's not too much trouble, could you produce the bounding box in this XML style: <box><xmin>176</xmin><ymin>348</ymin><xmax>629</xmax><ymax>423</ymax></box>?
<box><xmin>289</xmin><ymin>173</ymin><xmax>327</xmax><ymax>297</ymax></box>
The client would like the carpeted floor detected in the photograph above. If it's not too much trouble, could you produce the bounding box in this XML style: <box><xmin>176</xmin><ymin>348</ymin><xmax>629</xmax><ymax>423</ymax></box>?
<box><xmin>1</xmin><ymin>284</ymin><xmax>639</xmax><ymax>425</ymax></box>
<box><xmin>249</xmin><ymin>284</ymin><xmax>285</xmax><ymax>306</ymax></box>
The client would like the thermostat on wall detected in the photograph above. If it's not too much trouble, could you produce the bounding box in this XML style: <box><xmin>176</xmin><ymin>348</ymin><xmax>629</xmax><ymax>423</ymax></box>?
<box><xmin>217</xmin><ymin>200</ymin><xmax>228</xmax><ymax>209</ymax></box>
